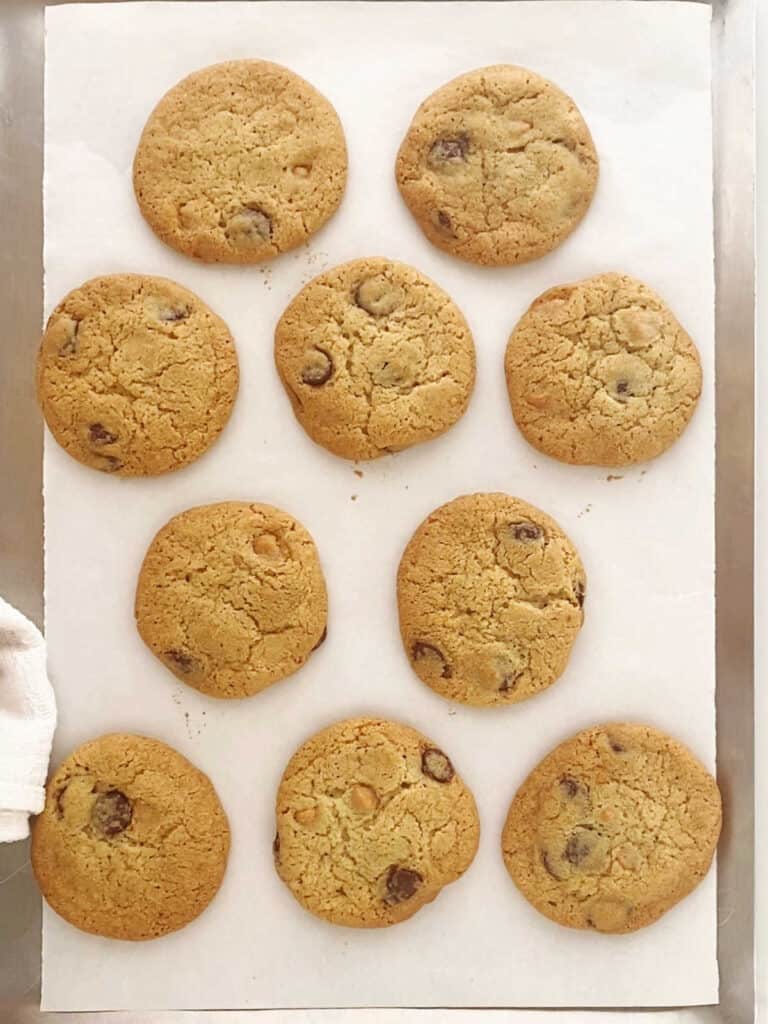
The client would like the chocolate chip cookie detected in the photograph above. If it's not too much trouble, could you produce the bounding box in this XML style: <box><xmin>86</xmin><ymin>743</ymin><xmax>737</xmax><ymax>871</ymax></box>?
<box><xmin>274</xmin><ymin>257</ymin><xmax>476</xmax><ymax>460</ymax></box>
<box><xmin>37</xmin><ymin>274</ymin><xmax>238</xmax><ymax>476</ymax></box>
<box><xmin>31</xmin><ymin>733</ymin><xmax>230</xmax><ymax>940</ymax></box>
<box><xmin>133</xmin><ymin>60</ymin><xmax>347</xmax><ymax>263</ymax></box>
<box><xmin>396</xmin><ymin>65</ymin><xmax>598</xmax><ymax>266</ymax></box>
<box><xmin>501</xmin><ymin>723</ymin><xmax>721</xmax><ymax>933</ymax></box>
<box><xmin>505</xmin><ymin>273</ymin><xmax>703</xmax><ymax>465</ymax></box>
<box><xmin>397</xmin><ymin>492</ymin><xmax>585</xmax><ymax>707</ymax></box>
<box><xmin>274</xmin><ymin>717</ymin><xmax>479</xmax><ymax>927</ymax></box>
<box><xmin>135</xmin><ymin>502</ymin><xmax>328</xmax><ymax>699</ymax></box>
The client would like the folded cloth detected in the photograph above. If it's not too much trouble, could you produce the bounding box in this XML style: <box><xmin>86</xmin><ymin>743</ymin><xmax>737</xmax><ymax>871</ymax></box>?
<box><xmin>0</xmin><ymin>597</ymin><xmax>57</xmax><ymax>842</ymax></box>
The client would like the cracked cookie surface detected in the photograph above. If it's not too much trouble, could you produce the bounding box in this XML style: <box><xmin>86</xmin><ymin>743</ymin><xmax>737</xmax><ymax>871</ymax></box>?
<box><xmin>505</xmin><ymin>273</ymin><xmax>702</xmax><ymax>466</ymax></box>
<box><xmin>501</xmin><ymin>723</ymin><xmax>721</xmax><ymax>933</ymax></box>
<box><xmin>31</xmin><ymin>733</ymin><xmax>230</xmax><ymax>940</ymax></box>
<box><xmin>37</xmin><ymin>274</ymin><xmax>238</xmax><ymax>476</ymax></box>
<box><xmin>395</xmin><ymin>65</ymin><xmax>598</xmax><ymax>266</ymax></box>
<box><xmin>397</xmin><ymin>492</ymin><xmax>585</xmax><ymax>707</ymax></box>
<box><xmin>133</xmin><ymin>60</ymin><xmax>347</xmax><ymax>263</ymax></box>
<box><xmin>135</xmin><ymin>502</ymin><xmax>328</xmax><ymax>699</ymax></box>
<box><xmin>274</xmin><ymin>717</ymin><xmax>479</xmax><ymax>927</ymax></box>
<box><xmin>274</xmin><ymin>257</ymin><xmax>476</xmax><ymax>460</ymax></box>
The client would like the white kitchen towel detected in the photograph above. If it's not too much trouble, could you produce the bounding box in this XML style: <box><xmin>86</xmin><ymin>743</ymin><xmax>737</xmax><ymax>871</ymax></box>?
<box><xmin>0</xmin><ymin>597</ymin><xmax>57</xmax><ymax>842</ymax></box>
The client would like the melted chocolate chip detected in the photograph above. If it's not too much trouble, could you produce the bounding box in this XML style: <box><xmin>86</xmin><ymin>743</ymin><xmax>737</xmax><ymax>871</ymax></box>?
<box><xmin>511</xmin><ymin>522</ymin><xmax>543</xmax><ymax>541</ymax></box>
<box><xmin>428</xmin><ymin>134</ymin><xmax>470</xmax><ymax>168</ymax></box>
<box><xmin>89</xmin><ymin>422</ymin><xmax>118</xmax><ymax>446</ymax></box>
<box><xmin>164</xmin><ymin>648</ymin><xmax>196</xmax><ymax>674</ymax></box>
<box><xmin>559</xmin><ymin>776</ymin><xmax>585</xmax><ymax>800</ymax></box>
<box><xmin>91</xmin><ymin>789</ymin><xmax>132</xmax><ymax>837</ymax></box>
<box><xmin>272</xmin><ymin>833</ymin><xmax>281</xmax><ymax>862</ymax></box>
<box><xmin>433</xmin><ymin>209</ymin><xmax>455</xmax><ymax>236</ymax></box>
<box><xmin>540</xmin><ymin>849</ymin><xmax>560</xmax><ymax>879</ymax></box>
<box><xmin>96</xmin><ymin>455</ymin><xmax>123</xmax><ymax>473</ymax></box>
<box><xmin>499</xmin><ymin>670</ymin><xmax>521</xmax><ymax>693</ymax></box>
<box><xmin>158</xmin><ymin>305</ymin><xmax>191</xmax><ymax>322</ymax></box>
<box><xmin>384</xmin><ymin>865</ymin><xmax>423</xmax><ymax>905</ymax></box>
<box><xmin>59</xmin><ymin>319</ymin><xmax>80</xmax><ymax>357</ymax></box>
<box><xmin>300</xmin><ymin>347</ymin><xmax>334</xmax><ymax>387</ymax></box>
<box><xmin>565</xmin><ymin>827</ymin><xmax>596</xmax><ymax>866</ymax></box>
<box><xmin>354</xmin><ymin>275</ymin><xmax>402</xmax><ymax>317</ymax></box>
<box><xmin>411</xmin><ymin>641</ymin><xmax>451</xmax><ymax>679</ymax></box>
<box><xmin>421</xmin><ymin>747</ymin><xmax>454</xmax><ymax>783</ymax></box>
<box><xmin>575</xmin><ymin>580</ymin><xmax>586</xmax><ymax>608</ymax></box>
<box><xmin>226</xmin><ymin>205</ymin><xmax>273</xmax><ymax>245</ymax></box>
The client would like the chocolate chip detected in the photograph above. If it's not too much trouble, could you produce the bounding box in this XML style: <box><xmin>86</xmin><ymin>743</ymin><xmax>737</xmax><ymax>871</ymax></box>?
<box><xmin>411</xmin><ymin>641</ymin><xmax>451</xmax><ymax>679</ymax></box>
<box><xmin>609</xmin><ymin>738</ymin><xmax>626</xmax><ymax>753</ymax></box>
<box><xmin>564</xmin><ymin>827</ymin><xmax>597</xmax><ymax>866</ymax></box>
<box><xmin>312</xmin><ymin>626</ymin><xmax>327</xmax><ymax>651</ymax></box>
<box><xmin>272</xmin><ymin>833</ymin><xmax>281</xmax><ymax>862</ymax></box>
<box><xmin>499</xmin><ymin>670</ymin><xmax>521</xmax><ymax>692</ymax></box>
<box><xmin>511</xmin><ymin>522</ymin><xmax>543</xmax><ymax>542</ymax></box>
<box><xmin>540</xmin><ymin>850</ymin><xmax>561</xmax><ymax>879</ymax></box>
<box><xmin>575</xmin><ymin>580</ymin><xmax>586</xmax><ymax>608</ymax></box>
<box><xmin>58</xmin><ymin>319</ymin><xmax>80</xmax><ymax>357</ymax></box>
<box><xmin>225</xmin><ymin>205</ymin><xmax>272</xmax><ymax>245</ymax></box>
<box><xmin>95</xmin><ymin>455</ymin><xmax>123</xmax><ymax>473</ymax></box>
<box><xmin>91</xmin><ymin>789</ymin><xmax>132</xmax><ymax>837</ymax></box>
<box><xmin>559</xmin><ymin>776</ymin><xmax>586</xmax><ymax>800</ymax></box>
<box><xmin>384</xmin><ymin>865</ymin><xmax>422</xmax><ymax>904</ymax></box>
<box><xmin>89</xmin><ymin>422</ymin><xmax>118</xmax><ymax>446</ymax></box>
<box><xmin>158</xmin><ymin>305</ymin><xmax>190</xmax><ymax>322</ymax></box>
<box><xmin>164</xmin><ymin>648</ymin><xmax>197</xmax><ymax>674</ymax></box>
<box><xmin>421</xmin><ymin>747</ymin><xmax>454</xmax><ymax>783</ymax></box>
<box><xmin>432</xmin><ymin>209</ymin><xmax>455</xmax><ymax>236</ymax></box>
<box><xmin>300</xmin><ymin>347</ymin><xmax>334</xmax><ymax>387</ymax></box>
<box><xmin>354</xmin><ymin>275</ymin><xmax>403</xmax><ymax>317</ymax></box>
<box><xmin>611</xmin><ymin>378</ymin><xmax>634</xmax><ymax>402</ymax></box>
<box><xmin>428</xmin><ymin>133</ymin><xmax>470</xmax><ymax>168</ymax></box>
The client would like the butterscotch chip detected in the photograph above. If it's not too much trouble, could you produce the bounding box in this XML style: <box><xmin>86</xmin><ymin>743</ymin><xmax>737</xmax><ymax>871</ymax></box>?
<box><xmin>37</xmin><ymin>274</ymin><xmax>238</xmax><ymax>476</ymax></box>
<box><xmin>505</xmin><ymin>273</ymin><xmax>702</xmax><ymax>466</ymax></box>
<box><xmin>133</xmin><ymin>60</ymin><xmax>347</xmax><ymax>263</ymax></box>
<box><xmin>501</xmin><ymin>724</ymin><xmax>722</xmax><ymax>933</ymax></box>
<box><xmin>274</xmin><ymin>717</ymin><xmax>479</xmax><ymax>927</ymax></box>
<box><xmin>398</xmin><ymin>492</ymin><xmax>586</xmax><ymax>707</ymax></box>
<box><xmin>31</xmin><ymin>734</ymin><xmax>229</xmax><ymax>940</ymax></box>
<box><xmin>396</xmin><ymin>65</ymin><xmax>598</xmax><ymax>266</ymax></box>
<box><xmin>135</xmin><ymin>502</ymin><xmax>327</xmax><ymax>699</ymax></box>
<box><xmin>274</xmin><ymin>257</ymin><xmax>475</xmax><ymax>461</ymax></box>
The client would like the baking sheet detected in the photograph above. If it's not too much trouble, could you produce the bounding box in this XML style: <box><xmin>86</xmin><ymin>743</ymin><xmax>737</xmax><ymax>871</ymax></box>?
<box><xmin>42</xmin><ymin>0</ymin><xmax>716</xmax><ymax>1011</ymax></box>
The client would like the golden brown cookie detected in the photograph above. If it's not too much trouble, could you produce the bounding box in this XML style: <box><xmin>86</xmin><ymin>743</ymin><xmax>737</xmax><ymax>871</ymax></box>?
<box><xmin>274</xmin><ymin>257</ymin><xmax>476</xmax><ymax>460</ymax></box>
<box><xmin>133</xmin><ymin>60</ymin><xmax>347</xmax><ymax>263</ymax></box>
<box><xmin>501</xmin><ymin>723</ymin><xmax>721</xmax><ymax>933</ymax></box>
<box><xmin>505</xmin><ymin>273</ymin><xmax>703</xmax><ymax>466</ymax></box>
<box><xmin>395</xmin><ymin>65</ymin><xmax>598</xmax><ymax>266</ymax></box>
<box><xmin>274</xmin><ymin>717</ymin><xmax>479</xmax><ymax>927</ymax></box>
<box><xmin>397</xmin><ymin>493</ymin><xmax>585</xmax><ymax>707</ymax></box>
<box><xmin>37</xmin><ymin>274</ymin><xmax>238</xmax><ymax>476</ymax></box>
<box><xmin>135</xmin><ymin>502</ymin><xmax>328</xmax><ymax>699</ymax></box>
<box><xmin>31</xmin><ymin>733</ymin><xmax>230</xmax><ymax>941</ymax></box>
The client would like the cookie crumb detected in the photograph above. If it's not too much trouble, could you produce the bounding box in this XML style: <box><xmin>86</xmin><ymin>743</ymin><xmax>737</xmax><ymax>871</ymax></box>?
<box><xmin>353</xmin><ymin>469</ymin><xmax>363</xmax><ymax>478</ymax></box>
<box><xmin>606</xmin><ymin>474</ymin><xmax>624</xmax><ymax>482</ymax></box>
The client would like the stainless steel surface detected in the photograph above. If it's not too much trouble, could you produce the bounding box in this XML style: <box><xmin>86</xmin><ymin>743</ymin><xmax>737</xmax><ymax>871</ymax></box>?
<box><xmin>0</xmin><ymin>0</ymin><xmax>755</xmax><ymax>1020</ymax></box>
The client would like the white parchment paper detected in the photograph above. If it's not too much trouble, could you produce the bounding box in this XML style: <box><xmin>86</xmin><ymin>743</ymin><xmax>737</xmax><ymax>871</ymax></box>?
<box><xmin>42</xmin><ymin>1</ymin><xmax>716</xmax><ymax>1010</ymax></box>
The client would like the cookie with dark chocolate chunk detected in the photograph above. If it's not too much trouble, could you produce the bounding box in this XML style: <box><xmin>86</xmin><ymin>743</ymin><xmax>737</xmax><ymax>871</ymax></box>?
<box><xmin>274</xmin><ymin>717</ymin><xmax>479</xmax><ymax>927</ymax></box>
